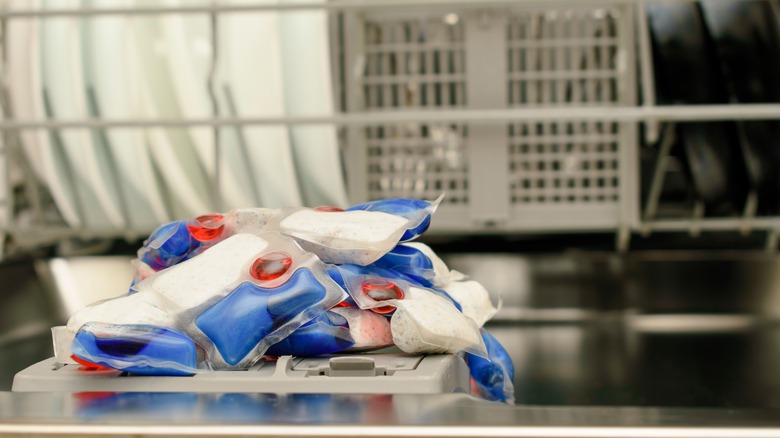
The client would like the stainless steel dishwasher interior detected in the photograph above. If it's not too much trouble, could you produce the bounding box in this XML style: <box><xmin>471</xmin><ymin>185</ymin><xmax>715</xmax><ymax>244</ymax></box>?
<box><xmin>4</xmin><ymin>251</ymin><xmax>780</xmax><ymax>409</ymax></box>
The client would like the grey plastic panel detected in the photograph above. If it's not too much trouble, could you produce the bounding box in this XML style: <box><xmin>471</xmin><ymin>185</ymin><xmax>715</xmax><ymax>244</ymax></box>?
<box><xmin>12</xmin><ymin>354</ymin><xmax>470</xmax><ymax>395</ymax></box>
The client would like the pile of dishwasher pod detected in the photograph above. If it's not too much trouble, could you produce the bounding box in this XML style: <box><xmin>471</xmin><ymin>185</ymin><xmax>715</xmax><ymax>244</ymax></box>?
<box><xmin>53</xmin><ymin>196</ymin><xmax>514</xmax><ymax>403</ymax></box>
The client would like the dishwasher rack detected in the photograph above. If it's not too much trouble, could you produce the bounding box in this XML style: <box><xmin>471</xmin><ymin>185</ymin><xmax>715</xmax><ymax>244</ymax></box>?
<box><xmin>0</xmin><ymin>0</ymin><xmax>779</xmax><ymax>256</ymax></box>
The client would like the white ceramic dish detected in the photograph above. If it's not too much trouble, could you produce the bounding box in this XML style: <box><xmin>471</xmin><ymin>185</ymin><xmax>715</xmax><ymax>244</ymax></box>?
<box><xmin>0</xmin><ymin>66</ymin><xmax>6</xmax><ymax>238</ymax></box>
<box><xmin>84</xmin><ymin>0</ymin><xmax>170</xmax><ymax>230</ymax></box>
<box><xmin>132</xmin><ymin>0</ymin><xmax>211</xmax><ymax>219</ymax></box>
<box><xmin>8</xmin><ymin>0</ymin><xmax>82</xmax><ymax>228</ymax></box>
<box><xmin>41</xmin><ymin>0</ymin><xmax>127</xmax><ymax>229</ymax></box>
<box><xmin>279</xmin><ymin>0</ymin><xmax>349</xmax><ymax>207</ymax></box>
<box><xmin>161</xmin><ymin>0</ymin><xmax>258</xmax><ymax>210</ymax></box>
<box><xmin>221</xmin><ymin>0</ymin><xmax>302</xmax><ymax>208</ymax></box>
<box><xmin>6</xmin><ymin>0</ymin><xmax>46</xmax><ymax>181</ymax></box>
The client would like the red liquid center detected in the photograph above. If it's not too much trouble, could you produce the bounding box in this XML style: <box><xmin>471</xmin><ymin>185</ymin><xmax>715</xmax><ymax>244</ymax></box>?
<box><xmin>187</xmin><ymin>213</ymin><xmax>225</xmax><ymax>242</ymax></box>
<box><xmin>313</xmin><ymin>206</ymin><xmax>345</xmax><ymax>212</ymax></box>
<box><xmin>332</xmin><ymin>300</ymin><xmax>354</xmax><ymax>308</ymax></box>
<box><xmin>71</xmin><ymin>354</ymin><xmax>113</xmax><ymax>371</ymax></box>
<box><xmin>251</xmin><ymin>252</ymin><xmax>293</xmax><ymax>281</ymax></box>
<box><xmin>361</xmin><ymin>278</ymin><xmax>404</xmax><ymax>314</ymax></box>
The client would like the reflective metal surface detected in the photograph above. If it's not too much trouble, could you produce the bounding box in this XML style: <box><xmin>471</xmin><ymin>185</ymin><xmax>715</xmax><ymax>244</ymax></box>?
<box><xmin>3</xmin><ymin>391</ymin><xmax>780</xmax><ymax>437</ymax></box>
<box><xmin>490</xmin><ymin>321</ymin><xmax>780</xmax><ymax>408</ymax></box>
<box><xmin>442</xmin><ymin>252</ymin><xmax>780</xmax><ymax>408</ymax></box>
<box><xmin>443</xmin><ymin>251</ymin><xmax>780</xmax><ymax>318</ymax></box>
<box><xmin>4</xmin><ymin>253</ymin><xmax>780</xmax><ymax>435</ymax></box>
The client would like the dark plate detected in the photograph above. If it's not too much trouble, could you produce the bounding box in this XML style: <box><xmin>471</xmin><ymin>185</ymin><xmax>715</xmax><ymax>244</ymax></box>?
<box><xmin>701</xmin><ymin>0</ymin><xmax>780</xmax><ymax>215</ymax></box>
<box><xmin>646</xmin><ymin>1</ymin><xmax>749</xmax><ymax>216</ymax></box>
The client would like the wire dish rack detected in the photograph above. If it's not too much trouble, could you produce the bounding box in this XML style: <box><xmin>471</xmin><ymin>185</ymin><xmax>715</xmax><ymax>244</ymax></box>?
<box><xmin>0</xmin><ymin>0</ymin><xmax>779</xmax><ymax>256</ymax></box>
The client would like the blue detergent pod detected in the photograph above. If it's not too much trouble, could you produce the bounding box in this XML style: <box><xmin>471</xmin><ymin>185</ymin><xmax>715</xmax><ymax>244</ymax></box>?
<box><xmin>139</xmin><ymin>221</ymin><xmax>193</xmax><ymax>270</ymax></box>
<box><xmin>330</xmin><ymin>263</ymin><xmax>416</xmax><ymax>286</ymax></box>
<box><xmin>326</xmin><ymin>265</ymin><xmax>344</xmax><ymax>287</ymax></box>
<box><xmin>71</xmin><ymin>323</ymin><xmax>198</xmax><ymax>376</ymax></box>
<box><xmin>347</xmin><ymin>197</ymin><xmax>438</xmax><ymax>241</ymax></box>
<box><xmin>266</xmin><ymin>311</ymin><xmax>354</xmax><ymax>356</ymax></box>
<box><xmin>465</xmin><ymin>330</ymin><xmax>515</xmax><ymax>403</ymax></box>
<box><xmin>332</xmin><ymin>264</ymin><xmax>462</xmax><ymax>313</ymax></box>
<box><xmin>324</xmin><ymin>268</ymin><xmax>360</xmax><ymax>309</ymax></box>
<box><xmin>372</xmin><ymin>244</ymin><xmax>435</xmax><ymax>287</ymax></box>
<box><xmin>325</xmin><ymin>265</ymin><xmax>359</xmax><ymax>307</ymax></box>
<box><xmin>195</xmin><ymin>268</ymin><xmax>327</xmax><ymax>366</ymax></box>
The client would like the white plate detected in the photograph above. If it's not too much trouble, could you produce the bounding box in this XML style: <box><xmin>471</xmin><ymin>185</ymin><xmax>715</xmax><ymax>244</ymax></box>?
<box><xmin>41</xmin><ymin>0</ymin><xmax>126</xmax><ymax>230</ymax></box>
<box><xmin>41</xmin><ymin>0</ymin><xmax>127</xmax><ymax>229</ymax></box>
<box><xmin>0</xmin><ymin>60</ymin><xmax>6</xmax><ymax>241</ymax></box>
<box><xmin>132</xmin><ymin>0</ymin><xmax>211</xmax><ymax>219</ymax></box>
<box><xmin>279</xmin><ymin>0</ymin><xmax>349</xmax><ymax>208</ymax></box>
<box><xmin>221</xmin><ymin>0</ymin><xmax>302</xmax><ymax>208</ymax></box>
<box><xmin>161</xmin><ymin>0</ymin><xmax>258</xmax><ymax>210</ymax></box>
<box><xmin>9</xmin><ymin>0</ymin><xmax>81</xmax><ymax>228</ymax></box>
<box><xmin>83</xmin><ymin>0</ymin><xmax>170</xmax><ymax>230</ymax></box>
<box><xmin>6</xmin><ymin>0</ymin><xmax>46</xmax><ymax>182</ymax></box>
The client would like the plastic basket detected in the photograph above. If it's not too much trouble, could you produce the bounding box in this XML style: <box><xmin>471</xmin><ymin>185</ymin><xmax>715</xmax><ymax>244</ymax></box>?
<box><xmin>341</xmin><ymin>4</ymin><xmax>638</xmax><ymax>233</ymax></box>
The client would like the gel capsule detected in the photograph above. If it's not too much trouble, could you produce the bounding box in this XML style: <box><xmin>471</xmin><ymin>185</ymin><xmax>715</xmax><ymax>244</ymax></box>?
<box><xmin>361</xmin><ymin>278</ymin><xmax>404</xmax><ymax>314</ymax></box>
<box><xmin>336</xmin><ymin>264</ymin><xmax>462</xmax><ymax>312</ymax></box>
<box><xmin>250</xmin><ymin>252</ymin><xmax>293</xmax><ymax>281</ymax></box>
<box><xmin>140</xmin><ymin>221</ymin><xmax>191</xmax><ymax>270</ymax></box>
<box><xmin>196</xmin><ymin>268</ymin><xmax>327</xmax><ymax>365</ymax></box>
<box><xmin>266</xmin><ymin>311</ymin><xmax>354</xmax><ymax>356</ymax></box>
<box><xmin>187</xmin><ymin>214</ymin><xmax>225</xmax><ymax>242</ymax></box>
<box><xmin>71</xmin><ymin>323</ymin><xmax>198</xmax><ymax>376</ymax></box>
<box><xmin>466</xmin><ymin>330</ymin><xmax>515</xmax><ymax>403</ymax></box>
<box><xmin>373</xmin><ymin>244</ymin><xmax>435</xmax><ymax>287</ymax></box>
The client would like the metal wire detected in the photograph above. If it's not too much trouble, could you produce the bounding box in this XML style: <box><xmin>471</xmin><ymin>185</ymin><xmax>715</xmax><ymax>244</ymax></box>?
<box><xmin>0</xmin><ymin>0</ymin><xmax>712</xmax><ymax>18</ymax></box>
<box><xmin>0</xmin><ymin>104</ymin><xmax>778</xmax><ymax>130</ymax></box>
<box><xmin>207</xmin><ymin>3</ymin><xmax>221</xmax><ymax>212</ymax></box>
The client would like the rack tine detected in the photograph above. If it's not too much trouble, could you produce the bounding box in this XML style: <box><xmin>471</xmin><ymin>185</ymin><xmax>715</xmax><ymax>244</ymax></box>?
<box><xmin>635</xmin><ymin>0</ymin><xmax>658</xmax><ymax>145</ymax></box>
<box><xmin>766</xmin><ymin>230</ymin><xmax>779</xmax><ymax>253</ymax></box>
<box><xmin>740</xmin><ymin>191</ymin><xmax>757</xmax><ymax>236</ymax></box>
<box><xmin>642</xmin><ymin>122</ymin><xmax>675</xmax><ymax>227</ymax></box>
<box><xmin>207</xmin><ymin>1</ymin><xmax>221</xmax><ymax>213</ymax></box>
<box><xmin>689</xmin><ymin>200</ymin><xmax>705</xmax><ymax>237</ymax></box>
